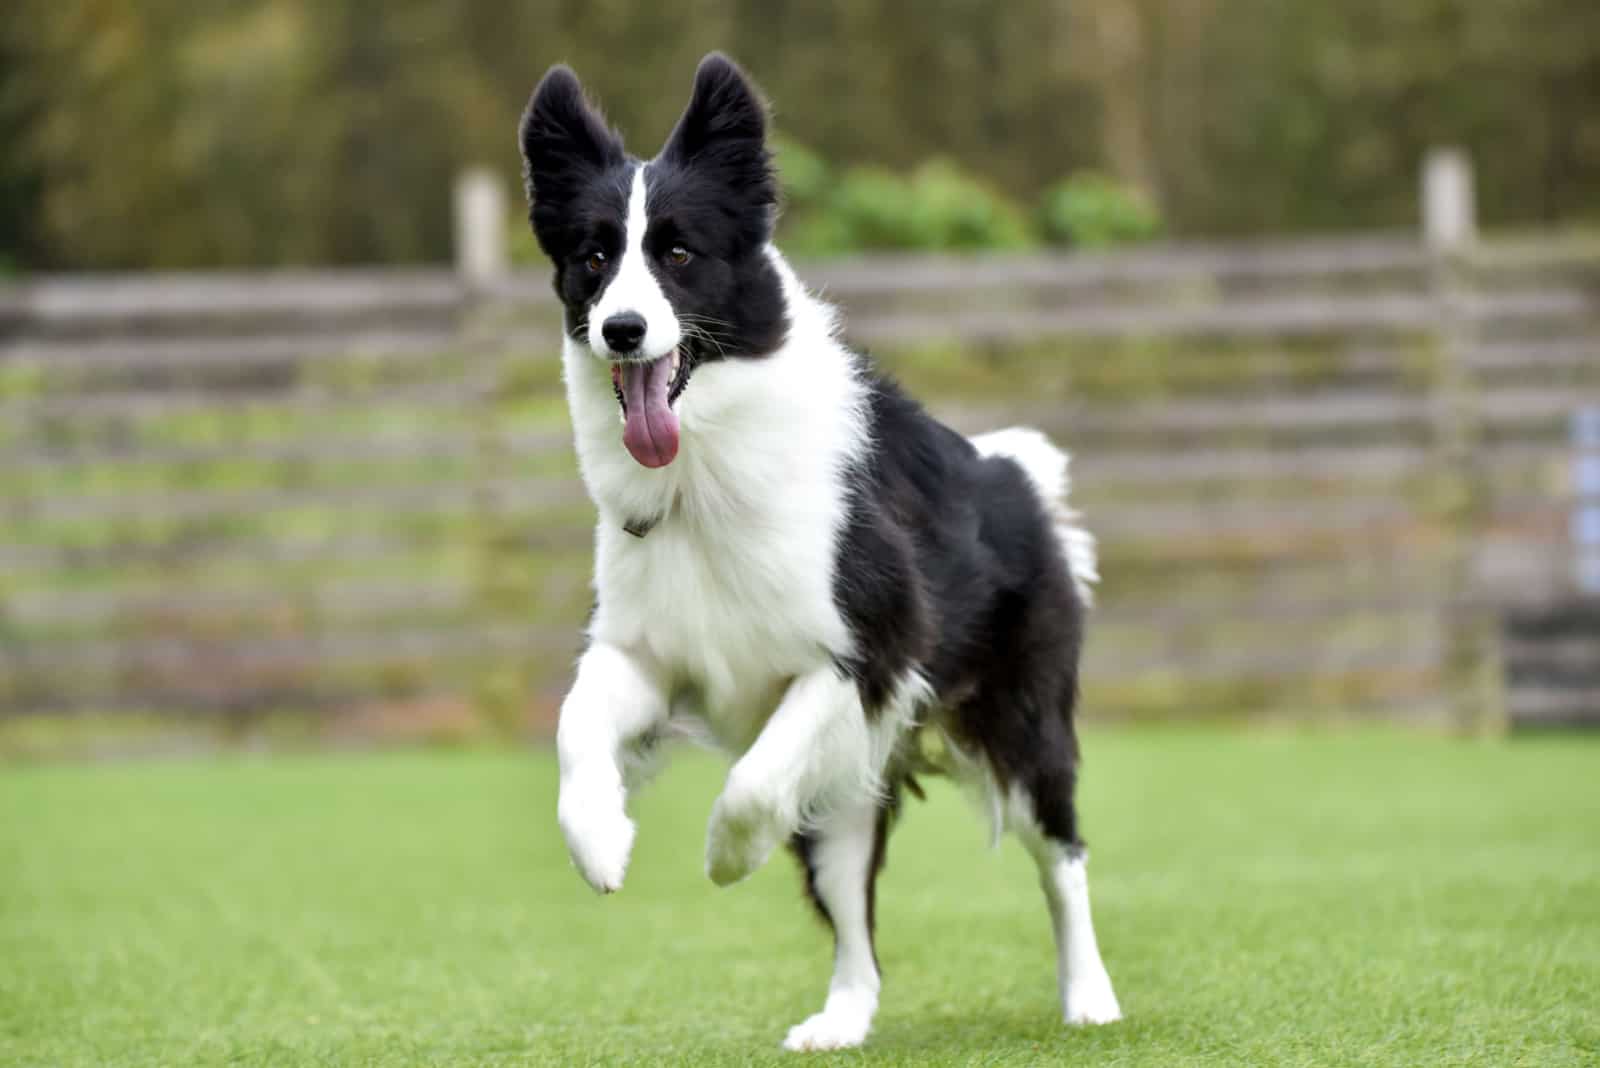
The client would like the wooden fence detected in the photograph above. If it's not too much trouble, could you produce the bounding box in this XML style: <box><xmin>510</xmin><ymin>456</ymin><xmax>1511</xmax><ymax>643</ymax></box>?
<box><xmin>3</xmin><ymin>232</ymin><xmax>1598</xmax><ymax>729</ymax></box>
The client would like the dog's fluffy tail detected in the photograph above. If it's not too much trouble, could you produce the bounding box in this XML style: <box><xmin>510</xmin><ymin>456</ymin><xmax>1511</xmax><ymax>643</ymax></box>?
<box><xmin>970</xmin><ymin>427</ymin><xmax>1098</xmax><ymax>606</ymax></box>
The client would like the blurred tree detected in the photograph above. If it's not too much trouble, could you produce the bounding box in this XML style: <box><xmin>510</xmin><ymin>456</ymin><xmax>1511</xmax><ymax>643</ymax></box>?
<box><xmin>0</xmin><ymin>0</ymin><xmax>1595</xmax><ymax>269</ymax></box>
<box><xmin>1066</xmin><ymin>0</ymin><xmax>1157</xmax><ymax>206</ymax></box>
<box><xmin>290</xmin><ymin>0</ymin><xmax>482</xmax><ymax>263</ymax></box>
<box><xmin>1145</xmin><ymin>0</ymin><xmax>1600</xmax><ymax>233</ymax></box>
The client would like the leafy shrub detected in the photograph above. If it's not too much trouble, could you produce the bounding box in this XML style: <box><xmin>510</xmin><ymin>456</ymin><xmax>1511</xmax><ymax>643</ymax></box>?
<box><xmin>781</xmin><ymin>152</ymin><xmax>1034</xmax><ymax>256</ymax></box>
<box><xmin>902</xmin><ymin>160</ymin><xmax>1036</xmax><ymax>251</ymax></box>
<box><xmin>771</xmin><ymin>135</ymin><xmax>831</xmax><ymax>209</ymax></box>
<box><xmin>1038</xmin><ymin>171</ymin><xmax>1162</xmax><ymax>248</ymax></box>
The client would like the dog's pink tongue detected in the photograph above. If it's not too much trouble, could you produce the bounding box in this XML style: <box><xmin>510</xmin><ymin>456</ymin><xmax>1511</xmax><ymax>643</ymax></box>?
<box><xmin>619</xmin><ymin>355</ymin><xmax>679</xmax><ymax>468</ymax></box>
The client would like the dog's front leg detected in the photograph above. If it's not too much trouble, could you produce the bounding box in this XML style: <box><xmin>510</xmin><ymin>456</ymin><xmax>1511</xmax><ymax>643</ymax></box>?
<box><xmin>706</xmin><ymin>667</ymin><xmax>876</xmax><ymax>887</ymax></box>
<box><xmin>556</xmin><ymin>642</ymin><xmax>668</xmax><ymax>894</ymax></box>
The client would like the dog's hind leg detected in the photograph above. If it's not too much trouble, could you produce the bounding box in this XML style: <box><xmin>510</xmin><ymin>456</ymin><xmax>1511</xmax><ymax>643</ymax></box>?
<box><xmin>1021</xmin><ymin>833</ymin><xmax>1121</xmax><ymax>1025</ymax></box>
<box><xmin>1011</xmin><ymin>752</ymin><xmax>1122</xmax><ymax>1026</ymax></box>
<box><xmin>782</xmin><ymin>796</ymin><xmax>889</xmax><ymax>1052</ymax></box>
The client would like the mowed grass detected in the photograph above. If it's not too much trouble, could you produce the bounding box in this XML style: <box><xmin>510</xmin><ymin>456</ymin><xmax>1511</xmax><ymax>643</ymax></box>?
<box><xmin>4</xmin><ymin>730</ymin><xmax>1598</xmax><ymax>1067</ymax></box>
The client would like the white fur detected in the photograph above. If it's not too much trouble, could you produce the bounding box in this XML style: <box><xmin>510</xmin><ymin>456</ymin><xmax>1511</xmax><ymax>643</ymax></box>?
<box><xmin>706</xmin><ymin>668</ymin><xmax>926</xmax><ymax>886</ymax></box>
<box><xmin>588</xmin><ymin>167</ymin><xmax>681</xmax><ymax>360</ymax></box>
<box><xmin>970</xmin><ymin>427</ymin><xmax>1098</xmax><ymax>606</ymax></box>
<box><xmin>784</xmin><ymin>986</ymin><xmax>877</xmax><ymax>1051</ymax></box>
<box><xmin>555</xmin><ymin>642</ymin><xmax>668</xmax><ymax>893</ymax></box>
<box><xmin>782</xmin><ymin>797</ymin><xmax>883</xmax><ymax>1051</ymax></box>
<box><xmin>1019</xmin><ymin>835</ymin><xmax>1122</xmax><ymax>1026</ymax></box>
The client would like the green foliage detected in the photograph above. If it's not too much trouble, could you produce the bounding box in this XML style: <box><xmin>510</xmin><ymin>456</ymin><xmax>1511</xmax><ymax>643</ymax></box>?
<box><xmin>1039</xmin><ymin>172</ymin><xmax>1162</xmax><ymax>248</ymax></box>
<box><xmin>781</xmin><ymin>158</ymin><xmax>1035</xmax><ymax>256</ymax></box>
<box><xmin>770</xmin><ymin>134</ymin><xmax>830</xmax><ymax>208</ymax></box>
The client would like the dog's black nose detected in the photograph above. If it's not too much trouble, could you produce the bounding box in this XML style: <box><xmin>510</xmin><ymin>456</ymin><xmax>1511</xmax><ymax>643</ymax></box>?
<box><xmin>601</xmin><ymin>312</ymin><xmax>647</xmax><ymax>354</ymax></box>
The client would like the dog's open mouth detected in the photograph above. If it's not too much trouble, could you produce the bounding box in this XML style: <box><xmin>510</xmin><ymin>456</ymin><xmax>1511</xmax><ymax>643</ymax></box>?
<box><xmin>610</xmin><ymin>349</ymin><xmax>692</xmax><ymax>468</ymax></box>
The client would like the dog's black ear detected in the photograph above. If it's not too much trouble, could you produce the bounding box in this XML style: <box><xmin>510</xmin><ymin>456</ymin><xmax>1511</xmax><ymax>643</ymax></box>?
<box><xmin>519</xmin><ymin>65</ymin><xmax>624</xmax><ymax>257</ymax></box>
<box><xmin>659</xmin><ymin>53</ymin><xmax>775</xmax><ymax>211</ymax></box>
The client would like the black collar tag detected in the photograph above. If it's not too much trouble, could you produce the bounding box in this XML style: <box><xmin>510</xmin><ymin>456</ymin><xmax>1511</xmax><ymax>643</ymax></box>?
<box><xmin>622</xmin><ymin>515</ymin><xmax>659</xmax><ymax>539</ymax></box>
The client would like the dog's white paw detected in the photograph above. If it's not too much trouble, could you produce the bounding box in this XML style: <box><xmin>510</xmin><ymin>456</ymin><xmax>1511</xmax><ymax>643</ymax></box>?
<box><xmin>558</xmin><ymin>783</ymin><xmax>635</xmax><ymax>894</ymax></box>
<box><xmin>1064</xmin><ymin>970</ymin><xmax>1122</xmax><ymax>1026</ymax></box>
<box><xmin>705</xmin><ymin>778</ymin><xmax>782</xmax><ymax>887</ymax></box>
<box><xmin>782</xmin><ymin>992</ymin><xmax>875</xmax><ymax>1052</ymax></box>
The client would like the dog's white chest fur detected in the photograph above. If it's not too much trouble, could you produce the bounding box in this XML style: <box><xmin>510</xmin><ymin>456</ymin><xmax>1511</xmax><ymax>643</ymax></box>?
<box><xmin>561</xmin><ymin>259</ymin><xmax>866</xmax><ymax>747</ymax></box>
<box><xmin>594</xmin><ymin>517</ymin><xmax>823</xmax><ymax>747</ymax></box>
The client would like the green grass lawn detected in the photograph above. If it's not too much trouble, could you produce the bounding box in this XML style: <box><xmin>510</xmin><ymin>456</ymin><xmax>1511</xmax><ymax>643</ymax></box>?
<box><xmin>4</xmin><ymin>729</ymin><xmax>1598</xmax><ymax>1066</ymax></box>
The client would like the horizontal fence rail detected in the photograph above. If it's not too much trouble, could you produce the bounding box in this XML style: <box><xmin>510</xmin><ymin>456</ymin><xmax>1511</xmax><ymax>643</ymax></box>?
<box><xmin>3</xmin><ymin>234</ymin><xmax>1598</xmax><ymax>729</ymax></box>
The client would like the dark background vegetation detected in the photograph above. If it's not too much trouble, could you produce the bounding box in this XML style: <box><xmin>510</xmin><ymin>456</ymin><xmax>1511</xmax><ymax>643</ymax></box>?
<box><xmin>4</xmin><ymin>0</ymin><xmax>1599</xmax><ymax>270</ymax></box>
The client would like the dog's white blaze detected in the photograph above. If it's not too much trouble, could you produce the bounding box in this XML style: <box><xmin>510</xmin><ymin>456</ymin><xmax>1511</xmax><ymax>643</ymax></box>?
<box><xmin>588</xmin><ymin>166</ymin><xmax>681</xmax><ymax>360</ymax></box>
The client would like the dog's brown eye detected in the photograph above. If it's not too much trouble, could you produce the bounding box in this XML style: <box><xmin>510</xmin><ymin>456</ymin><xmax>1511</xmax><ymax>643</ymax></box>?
<box><xmin>584</xmin><ymin>251</ymin><xmax>607</xmax><ymax>274</ymax></box>
<box><xmin>665</xmin><ymin>245</ymin><xmax>691</xmax><ymax>267</ymax></box>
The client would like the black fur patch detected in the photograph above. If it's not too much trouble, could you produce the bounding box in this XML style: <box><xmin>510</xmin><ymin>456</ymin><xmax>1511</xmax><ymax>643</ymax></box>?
<box><xmin>519</xmin><ymin>54</ymin><xmax>787</xmax><ymax>362</ymax></box>
<box><xmin>518</xmin><ymin>66</ymin><xmax>632</xmax><ymax>343</ymax></box>
<box><xmin>832</xmin><ymin>374</ymin><xmax>1089</xmax><ymax>847</ymax></box>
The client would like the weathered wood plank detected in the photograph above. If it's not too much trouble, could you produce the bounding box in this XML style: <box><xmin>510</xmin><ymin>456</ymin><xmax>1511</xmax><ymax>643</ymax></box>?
<box><xmin>1503</xmin><ymin>636</ymin><xmax>1600</xmax><ymax>688</ymax></box>
<box><xmin>0</xmin><ymin>330</ymin><xmax>460</xmax><ymax>377</ymax></box>
<box><xmin>843</xmin><ymin>294</ymin><xmax>1438</xmax><ymax>344</ymax></box>
<box><xmin>3</xmin><ymin>622</ymin><xmax>578</xmax><ymax>681</ymax></box>
<box><xmin>3</xmin><ymin>376</ymin><xmax>496</xmax><ymax>421</ymax></box>
<box><xmin>1503</xmin><ymin>599</ymin><xmax>1600</xmax><ymax>639</ymax></box>
<box><xmin>1466</xmin><ymin>337</ymin><xmax>1600</xmax><ymax>375</ymax></box>
<box><xmin>1070</xmin><ymin>443</ymin><xmax>1434</xmax><ymax>488</ymax></box>
<box><xmin>6</xmin><ymin>579</ymin><xmax>480</xmax><ymax>629</ymax></box>
<box><xmin>7</xmin><ymin>428</ymin><xmax>571</xmax><ymax>477</ymax></box>
<box><xmin>7</xmin><ymin>475</ymin><xmax>587</xmax><ymax>525</ymax></box>
<box><xmin>1087</xmin><ymin>635</ymin><xmax>1443</xmax><ymax>680</ymax></box>
<box><xmin>0</xmin><ymin>519</ymin><xmax>592</xmax><ymax>573</ymax></box>
<box><xmin>1505</xmin><ymin>686</ymin><xmax>1600</xmax><ymax>726</ymax></box>
<box><xmin>945</xmin><ymin>392</ymin><xmax>1436</xmax><ymax>439</ymax></box>
<box><xmin>0</xmin><ymin>270</ymin><xmax>463</xmax><ymax>329</ymax></box>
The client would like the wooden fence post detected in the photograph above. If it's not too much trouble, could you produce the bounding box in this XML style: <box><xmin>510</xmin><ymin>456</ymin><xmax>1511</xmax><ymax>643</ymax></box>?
<box><xmin>1423</xmin><ymin>148</ymin><xmax>1499</xmax><ymax>732</ymax></box>
<box><xmin>453</xmin><ymin>166</ymin><xmax>515</xmax><ymax>730</ymax></box>
<box><xmin>454</xmin><ymin>167</ymin><xmax>508</xmax><ymax>292</ymax></box>
<box><xmin>1423</xmin><ymin>149</ymin><xmax>1476</xmax><ymax>253</ymax></box>
<box><xmin>1576</xmin><ymin>409</ymin><xmax>1600</xmax><ymax>595</ymax></box>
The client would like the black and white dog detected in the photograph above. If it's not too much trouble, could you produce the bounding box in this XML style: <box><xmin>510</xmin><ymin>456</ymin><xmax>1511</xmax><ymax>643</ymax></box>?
<box><xmin>520</xmin><ymin>53</ymin><xmax>1121</xmax><ymax>1051</ymax></box>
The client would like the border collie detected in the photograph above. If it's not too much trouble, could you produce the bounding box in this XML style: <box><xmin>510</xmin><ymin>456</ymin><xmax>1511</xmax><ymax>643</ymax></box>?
<box><xmin>520</xmin><ymin>53</ymin><xmax>1121</xmax><ymax>1051</ymax></box>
